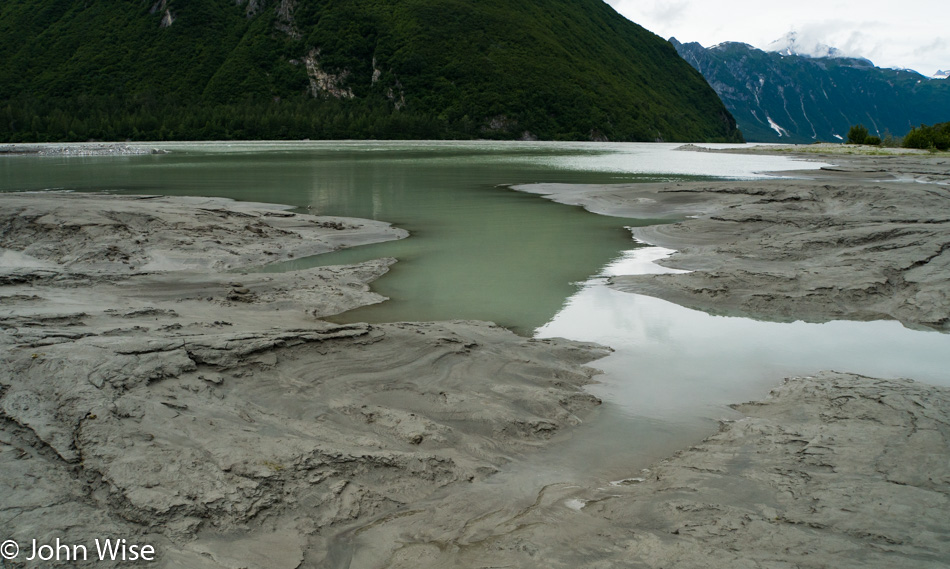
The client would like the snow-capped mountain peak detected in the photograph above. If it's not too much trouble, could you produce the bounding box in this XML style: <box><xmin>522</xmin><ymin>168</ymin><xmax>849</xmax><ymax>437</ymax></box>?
<box><xmin>933</xmin><ymin>70</ymin><xmax>950</xmax><ymax>79</ymax></box>
<box><xmin>766</xmin><ymin>31</ymin><xmax>843</xmax><ymax>59</ymax></box>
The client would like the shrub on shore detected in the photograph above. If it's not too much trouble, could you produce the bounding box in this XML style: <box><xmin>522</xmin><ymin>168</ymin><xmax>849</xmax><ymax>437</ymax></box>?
<box><xmin>846</xmin><ymin>124</ymin><xmax>882</xmax><ymax>146</ymax></box>
<box><xmin>847</xmin><ymin>124</ymin><xmax>870</xmax><ymax>144</ymax></box>
<box><xmin>902</xmin><ymin>122</ymin><xmax>950</xmax><ymax>151</ymax></box>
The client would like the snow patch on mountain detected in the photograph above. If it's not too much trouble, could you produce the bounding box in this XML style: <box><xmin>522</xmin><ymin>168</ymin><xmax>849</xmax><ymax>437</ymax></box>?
<box><xmin>767</xmin><ymin>31</ymin><xmax>843</xmax><ymax>59</ymax></box>
<box><xmin>765</xmin><ymin>31</ymin><xmax>873</xmax><ymax>65</ymax></box>
<box><xmin>766</xmin><ymin>115</ymin><xmax>789</xmax><ymax>137</ymax></box>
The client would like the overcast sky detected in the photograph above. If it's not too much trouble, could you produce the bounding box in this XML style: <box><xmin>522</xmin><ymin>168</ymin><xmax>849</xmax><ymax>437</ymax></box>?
<box><xmin>606</xmin><ymin>0</ymin><xmax>949</xmax><ymax>76</ymax></box>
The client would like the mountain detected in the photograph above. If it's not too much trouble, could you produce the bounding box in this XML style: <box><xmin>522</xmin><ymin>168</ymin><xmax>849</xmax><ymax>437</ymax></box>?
<box><xmin>0</xmin><ymin>0</ymin><xmax>741</xmax><ymax>143</ymax></box>
<box><xmin>934</xmin><ymin>70</ymin><xmax>950</xmax><ymax>80</ymax></box>
<box><xmin>765</xmin><ymin>31</ymin><xmax>848</xmax><ymax>60</ymax></box>
<box><xmin>671</xmin><ymin>38</ymin><xmax>950</xmax><ymax>143</ymax></box>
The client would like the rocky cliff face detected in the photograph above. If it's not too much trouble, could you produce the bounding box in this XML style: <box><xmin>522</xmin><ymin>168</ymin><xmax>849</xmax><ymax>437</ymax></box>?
<box><xmin>672</xmin><ymin>38</ymin><xmax>950</xmax><ymax>143</ymax></box>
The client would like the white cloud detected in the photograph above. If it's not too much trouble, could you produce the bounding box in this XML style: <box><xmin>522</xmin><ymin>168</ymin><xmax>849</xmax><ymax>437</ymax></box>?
<box><xmin>914</xmin><ymin>37</ymin><xmax>949</xmax><ymax>56</ymax></box>
<box><xmin>646</xmin><ymin>0</ymin><xmax>693</xmax><ymax>27</ymax></box>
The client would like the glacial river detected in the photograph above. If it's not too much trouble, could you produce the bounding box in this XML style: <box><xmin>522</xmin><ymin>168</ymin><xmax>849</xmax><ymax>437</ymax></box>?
<box><xmin>4</xmin><ymin>141</ymin><xmax>950</xmax><ymax>476</ymax></box>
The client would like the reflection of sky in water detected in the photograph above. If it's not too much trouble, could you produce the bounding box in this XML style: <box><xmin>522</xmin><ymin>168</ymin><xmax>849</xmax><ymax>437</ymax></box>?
<box><xmin>530</xmin><ymin>142</ymin><xmax>827</xmax><ymax>178</ymax></box>
<box><xmin>537</xmin><ymin>246</ymin><xmax>950</xmax><ymax>424</ymax></box>
<box><xmin>73</xmin><ymin>140</ymin><xmax>826</xmax><ymax>179</ymax></box>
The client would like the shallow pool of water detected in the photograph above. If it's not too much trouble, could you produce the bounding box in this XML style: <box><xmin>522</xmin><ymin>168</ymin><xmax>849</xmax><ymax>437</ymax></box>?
<box><xmin>5</xmin><ymin>141</ymin><xmax>945</xmax><ymax>478</ymax></box>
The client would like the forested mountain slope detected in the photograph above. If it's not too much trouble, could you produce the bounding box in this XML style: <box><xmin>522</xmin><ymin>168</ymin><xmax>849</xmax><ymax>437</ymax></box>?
<box><xmin>0</xmin><ymin>0</ymin><xmax>741</xmax><ymax>142</ymax></box>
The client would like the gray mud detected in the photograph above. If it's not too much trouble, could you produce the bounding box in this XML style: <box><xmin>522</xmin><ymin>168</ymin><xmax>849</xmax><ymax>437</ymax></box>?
<box><xmin>4</xmin><ymin>148</ymin><xmax>950</xmax><ymax>569</ymax></box>
<box><xmin>348</xmin><ymin>372</ymin><xmax>950</xmax><ymax>569</ymax></box>
<box><xmin>515</xmin><ymin>153</ymin><xmax>950</xmax><ymax>331</ymax></box>
<box><xmin>0</xmin><ymin>193</ymin><xmax>608</xmax><ymax>568</ymax></box>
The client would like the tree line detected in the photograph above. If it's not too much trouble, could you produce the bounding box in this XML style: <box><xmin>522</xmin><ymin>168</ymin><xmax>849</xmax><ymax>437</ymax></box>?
<box><xmin>0</xmin><ymin>96</ymin><xmax>462</xmax><ymax>142</ymax></box>
<box><xmin>847</xmin><ymin>122</ymin><xmax>949</xmax><ymax>151</ymax></box>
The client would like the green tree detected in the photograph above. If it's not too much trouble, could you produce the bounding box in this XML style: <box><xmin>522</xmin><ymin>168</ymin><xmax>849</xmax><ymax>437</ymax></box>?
<box><xmin>847</xmin><ymin>124</ymin><xmax>869</xmax><ymax>144</ymax></box>
<box><xmin>902</xmin><ymin>123</ymin><xmax>950</xmax><ymax>151</ymax></box>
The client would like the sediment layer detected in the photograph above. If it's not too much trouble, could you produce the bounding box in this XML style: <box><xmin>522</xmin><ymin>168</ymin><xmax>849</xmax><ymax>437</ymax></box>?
<box><xmin>347</xmin><ymin>372</ymin><xmax>950</xmax><ymax>569</ymax></box>
<box><xmin>515</xmin><ymin>152</ymin><xmax>950</xmax><ymax>330</ymax></box>
<box><xmin>0</xmin><ymin>193</ymin><xmax>607</xmax><ymax>568</ymax></box>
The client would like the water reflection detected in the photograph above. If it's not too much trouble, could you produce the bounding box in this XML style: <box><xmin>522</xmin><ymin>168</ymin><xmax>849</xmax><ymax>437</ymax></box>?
<box><xmin>0</xmin><ymin>141</ymin><xmax>826</xmax><ymax>336</ymax></box>
<box><xmin>538</xmin><ymin>246</ymin><xmax>950</xmax><ymax>425</ymax></box>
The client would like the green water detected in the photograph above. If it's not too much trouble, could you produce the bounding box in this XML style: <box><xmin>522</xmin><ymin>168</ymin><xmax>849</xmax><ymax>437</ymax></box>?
<box><xmin>7</xmin><ymin>140</ymin><xmax>950</xmax><ymax>488</ymax></box>
<box><xmin>1</xmin><ymin>142</ymin><xmax>682</xmax><ymax>334</ymax></box>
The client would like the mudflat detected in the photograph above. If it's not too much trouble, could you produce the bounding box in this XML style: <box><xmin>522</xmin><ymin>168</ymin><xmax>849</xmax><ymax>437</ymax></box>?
<box><xmin>346</xmin><ymin>372</ymin><xmax>950</xmax><ymax>569</ymax></box>
<box><xmin>2</xmin><ymin>146</ymin><xmax>949</xmax><ymax>569</ymax></box>
<box><xmin>515</xmin><ymin>149</ymin><xmax>950</xmax><ymax>331</ymax></box>
<box><xmin>0</xmin><ymin>193</ymin><xmax>607</xmax><ymax>568</ymax></box>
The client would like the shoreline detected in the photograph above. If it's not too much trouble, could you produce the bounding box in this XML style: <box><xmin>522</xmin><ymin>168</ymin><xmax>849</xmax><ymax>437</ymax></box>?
<box><xmin>315</xmin><ymin>275</ymin><xmax>950</xmax><ymax>567</ymax></box>
<box><xmin>409</xmin><ymin>148</ymin><xmax>950</xmax><ymax>569</ymax></box>
<box><xmin>343</xmin><ymin>372</ymin><xmax>950</xmax><ymax>569</ymax></box>
<box><xmin>513</xmin><ymin>151</ymin><xmax>950</xmax><ymax>331</ymax></box>
<box><xmin>0</xmin><ymin>192</ymin><xmax>609</xmax><ymax>568</ymax></box>
<box><xmin>2</xmin><ymin>145</ymin><xmax>949</xmax><ymax>567</ymax></box>
<box><xmin>0</xmin><ymin>143</ymin><xmax>169</xmax><ymax>156</ymax></box>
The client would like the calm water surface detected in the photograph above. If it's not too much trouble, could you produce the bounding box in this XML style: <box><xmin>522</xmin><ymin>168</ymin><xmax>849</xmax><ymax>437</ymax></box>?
<box><xmin>1</xmin><ymin>141</ymin><xmax>813</xmax><ymax>333</ymax></box>
<box><xmin>4</xmin><ymin>141</ymin><xmax>949</xmax><ymax>479</ymax></box>
<box><xmin>531</xmin><ymin>246</ymin><xmax>950</xmax><ymax>479</ymax></box>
